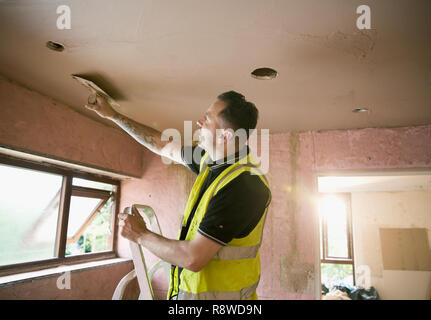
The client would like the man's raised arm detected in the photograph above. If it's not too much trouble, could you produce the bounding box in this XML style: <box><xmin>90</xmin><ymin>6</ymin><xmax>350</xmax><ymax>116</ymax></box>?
<box><xmin>85</xmin><ymin>95</ymin><xmax>184</xmax><ymax>164</ymax></box>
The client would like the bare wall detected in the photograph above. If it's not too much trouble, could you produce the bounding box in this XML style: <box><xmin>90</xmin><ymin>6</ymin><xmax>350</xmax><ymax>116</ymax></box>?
<box><xmin>351</xmin><ymin>191</ymin><xmax>431</xmax><ymax>300</ymax></box>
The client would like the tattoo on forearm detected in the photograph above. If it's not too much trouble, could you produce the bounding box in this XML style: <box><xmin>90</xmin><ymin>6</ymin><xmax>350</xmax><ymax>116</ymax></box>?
<box><xmin>113</xmin><ymin>114</ymin><xmax>160</xmax><ymax>150</ymax></box>
<box><xmin>142</xmin><ymin>132</ymin><xmax>156</xmax><ymax>147</ymax></box>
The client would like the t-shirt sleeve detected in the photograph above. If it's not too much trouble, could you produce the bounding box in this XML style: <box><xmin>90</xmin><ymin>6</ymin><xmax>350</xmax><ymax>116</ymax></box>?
<box><xmin>181</xmin><ymin>145</ymin><xmax>205</xmax><ymax>175</ymax></box>
<box><xmin>197</xmin><ymin>173</ymin><xmax>270</xmax><ymax>246</ymax></box>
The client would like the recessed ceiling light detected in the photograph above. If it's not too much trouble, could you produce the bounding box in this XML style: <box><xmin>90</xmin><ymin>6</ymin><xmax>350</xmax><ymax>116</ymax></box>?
<box><xmin>251</xmin><ymin>67</ymin><xmax>278</xmax><ymax>80</ymax></box>
<box><xmin>352</xmin><ymin>108</ymin><xmax>369</xmax><ymax>113</ymax></box>
<box><xmin>46</xmin><ymin>41</ymin><xmax>65</xmax><ymax>52</ymax></box>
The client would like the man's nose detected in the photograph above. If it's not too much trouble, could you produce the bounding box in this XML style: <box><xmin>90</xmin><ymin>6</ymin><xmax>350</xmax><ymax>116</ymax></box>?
<box><xmin>196</xmin><ymin>119</ymin><xmax>203</xmax><ymax>127</ymax></box>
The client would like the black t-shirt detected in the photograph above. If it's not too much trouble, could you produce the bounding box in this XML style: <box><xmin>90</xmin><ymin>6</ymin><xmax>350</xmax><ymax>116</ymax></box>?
<box><xmin>181</xmin><ymin>145</ymin><xmax>271</xmax><ymax>246</ymax></box>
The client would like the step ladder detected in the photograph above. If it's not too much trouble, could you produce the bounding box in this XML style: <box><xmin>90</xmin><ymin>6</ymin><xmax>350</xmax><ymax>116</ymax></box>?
<box><xmin>112</xmin><ymin>205</ymin><xmax>171</xmax><ymax>300</ymax></box>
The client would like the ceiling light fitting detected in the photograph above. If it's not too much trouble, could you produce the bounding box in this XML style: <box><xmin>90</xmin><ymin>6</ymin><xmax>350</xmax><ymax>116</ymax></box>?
<box><xmin>352</xmin><ymin>108</ymin><xmax>369</xmax><ymax>113</ymax></box>
<box><xmin>251</xmin><ymin>67</ymin><xmax>278</xmax><ymax>80</ymax></box>
<box><xmin>46</xmin><ymin>41</ymin><xmax>65</xmax><ymax>52</ymax></box>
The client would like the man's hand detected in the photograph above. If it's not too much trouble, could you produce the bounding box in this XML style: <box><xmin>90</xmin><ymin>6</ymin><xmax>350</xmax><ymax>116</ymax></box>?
<box><xmin>118</xmin><ymin>209</ymin><xmax>222</xmax><ymax>272</ymax></box>
<box><xmin>85</xmin><ymin>94</ymin><xmax>117</xmax><ymax>120</ymax></box>
<box><xmin>84</xmin><ymin>93</ymin><xmax>184</xmax><ymax>165</ymax></box>
<box><xmin>118</xmin><ymin>211</ymin><xmax>149</xmax><ymax>244</ymax></box>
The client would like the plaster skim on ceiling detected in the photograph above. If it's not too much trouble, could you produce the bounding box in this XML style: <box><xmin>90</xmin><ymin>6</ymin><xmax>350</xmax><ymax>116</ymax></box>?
<box><xmin>0</xmin><ymin>0</ymin><xmax>430</xmax><ymax>133</ymax></box>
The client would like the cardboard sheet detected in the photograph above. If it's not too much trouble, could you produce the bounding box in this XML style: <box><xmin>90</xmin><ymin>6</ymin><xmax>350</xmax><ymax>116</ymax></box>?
<box><xmin>379</xmin><ymin>228</ymin><xmax>431</xmax><ymax>271</ymax></box>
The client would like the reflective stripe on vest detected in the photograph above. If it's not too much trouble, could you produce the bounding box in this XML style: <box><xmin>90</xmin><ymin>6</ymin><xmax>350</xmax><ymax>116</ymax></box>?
<box><xmin>199</xmin><ymin>152</ymin><xmax>211</xmax><ymax>172</ymax></box>
<box><xmin>178</xmin><ymin>278</ymin><xmax>259</xmax><ymax>300</ymax></box>
<box><xmin>213</xmin><ymin>243</ymin><xmax>260</xmax><ymax>260</ymax></box>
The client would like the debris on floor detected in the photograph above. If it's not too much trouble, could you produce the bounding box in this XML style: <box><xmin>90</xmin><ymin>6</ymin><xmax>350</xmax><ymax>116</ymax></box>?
<box><xmin>322</xmin><ymin>283</ymin><xmax>380</xmax><ymax>300</ymax></box>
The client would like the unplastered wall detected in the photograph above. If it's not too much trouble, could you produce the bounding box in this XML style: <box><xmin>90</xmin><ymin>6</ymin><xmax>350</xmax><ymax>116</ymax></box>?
<box><xmin>0</xmin><ymin>76</ymin><xmax>142</xmax><ymax>299</ymax></box>
<box><xmin>121</xmin><ymin>125</ymin><xmax>431</xmax><ymax>300</ymax></box>
<box><xmin>351</xmin><ymin>191</ymin><xmax>431</xmax><ymax>300</ymax></box>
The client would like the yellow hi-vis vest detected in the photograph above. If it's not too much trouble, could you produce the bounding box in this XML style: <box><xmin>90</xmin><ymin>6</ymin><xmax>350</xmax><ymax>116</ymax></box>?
<box><xmin>167</xmin><ymin>151</ymin><xmax>270</xmax><ymax>300</ymax></box>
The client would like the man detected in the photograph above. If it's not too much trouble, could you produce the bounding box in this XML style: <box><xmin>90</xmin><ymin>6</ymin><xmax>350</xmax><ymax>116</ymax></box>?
<box><xmin>85</xmin><ymin>91</ymin><xmax>271</xmax><ymax>300</ymax></box>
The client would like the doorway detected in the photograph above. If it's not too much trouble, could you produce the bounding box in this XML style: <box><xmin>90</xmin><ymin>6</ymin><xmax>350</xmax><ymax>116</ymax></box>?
<box><xmin>316</xmin><ymin>170</ymin><xmax>431</xmax><ymax>300</ymax></box>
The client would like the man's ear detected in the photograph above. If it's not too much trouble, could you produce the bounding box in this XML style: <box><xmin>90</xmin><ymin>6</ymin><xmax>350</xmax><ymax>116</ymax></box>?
<box><xmin>223</xmin><ymin>128</ymin><xmax>235</xmax><ymax>143</ymax></box>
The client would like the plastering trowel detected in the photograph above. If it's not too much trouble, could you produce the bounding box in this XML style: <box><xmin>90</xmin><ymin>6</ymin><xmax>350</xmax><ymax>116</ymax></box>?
<box><xmin>71</xmin><ymin>74</ymin><xmax>120</xmax><ymax>108</ymax></box>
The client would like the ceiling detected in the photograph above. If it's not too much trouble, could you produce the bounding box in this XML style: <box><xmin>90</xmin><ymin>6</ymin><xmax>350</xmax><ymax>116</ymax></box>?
<box><xmin>0</xmin><ymin>0</ymin><xmax>430</xmax><ymax>134</ymax></box>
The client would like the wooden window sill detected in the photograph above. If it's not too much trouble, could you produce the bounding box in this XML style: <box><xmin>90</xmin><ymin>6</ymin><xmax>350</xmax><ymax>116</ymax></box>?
<box><xmin>0</xmin><ymin>258</ymin><xmax>133</xmax><ymax>288</ymax></box>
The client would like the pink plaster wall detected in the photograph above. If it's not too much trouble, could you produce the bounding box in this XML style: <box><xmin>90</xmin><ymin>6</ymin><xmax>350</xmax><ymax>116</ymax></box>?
<box><xmin>0</xmin><ymin>77</ymin><xmax>140</xmax><ymax>299</ymax></box>
<box><xmin>263</xmin><ymin>126</ymin><xmax>431</xmax><ymax>299</ymax></box>
<box><xmin>313</xmin><ymin>125</ymin><xmax>431</xmax><ymax>170</ymax></box>
<box><xmin>0</xmin><ymin>76</ymin><xmax>143</xmax><ymax>177</ymax></box>
<box><xmin>0</xmin><ymin>261</ymin><xmax>133</xmax><ymax>300</ymax></box>
<box><xmin>120</xmin><ymin>125</ymin><xmax>431</xmax><ymax>300</ymax></box>
<box><xmin>261</xmin><ymin>132</ymin><xmax>317</xmax><ymax>300</ymax></box>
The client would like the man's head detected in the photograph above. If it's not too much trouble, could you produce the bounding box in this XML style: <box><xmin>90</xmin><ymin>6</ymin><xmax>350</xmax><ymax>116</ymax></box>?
<box><xmin>196</xmin><ymin>91</ymin><xmax>258</xmax><ymax>157</ymax></box>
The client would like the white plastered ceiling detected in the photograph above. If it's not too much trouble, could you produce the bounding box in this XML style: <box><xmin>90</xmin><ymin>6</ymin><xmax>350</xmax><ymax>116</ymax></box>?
<box><xmin>0</xmin><ymin>0</ymin><xmax>430</xmax><ymax>133</ymax></box>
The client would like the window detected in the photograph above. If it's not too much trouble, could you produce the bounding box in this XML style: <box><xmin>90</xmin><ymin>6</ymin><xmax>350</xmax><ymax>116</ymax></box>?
<box><xmin>0</xmin><ymin>155</ymin><xmax>120</xmax><ymax>276</ymax></box>
<box><xmin>319</xmin><ymin>193</ymin><xmax>355</xmax><ymax>288</ymax></box>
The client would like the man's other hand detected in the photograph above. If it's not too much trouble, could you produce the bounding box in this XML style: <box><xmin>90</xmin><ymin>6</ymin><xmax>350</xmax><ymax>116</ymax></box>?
<box><xmin>118</xmin><ymin>211</ymin><xmax>149</xmax><ymax>244</ymax></box>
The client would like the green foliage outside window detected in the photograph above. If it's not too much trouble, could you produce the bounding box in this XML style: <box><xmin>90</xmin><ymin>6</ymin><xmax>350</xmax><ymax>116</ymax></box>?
<box><xmin>321</xmin><ymin>263</ymin><xmax>353</xmax><ymax>288</ymax></box>
<box><xmin>65</xmin><ymin>198</ymin><xmax>112</xmax><ymax>256</ymax></box>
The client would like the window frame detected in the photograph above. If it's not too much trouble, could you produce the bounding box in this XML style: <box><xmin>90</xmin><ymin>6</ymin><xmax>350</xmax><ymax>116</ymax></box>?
<box><xmin>0</xmin><ymin>154</ymin><xmax>121</xmax><ymax>276</ymax></box>
<box><xmin>319</xmin><ymin>192</ymin><xmax>356</xmax><ymax>284</ymax></box>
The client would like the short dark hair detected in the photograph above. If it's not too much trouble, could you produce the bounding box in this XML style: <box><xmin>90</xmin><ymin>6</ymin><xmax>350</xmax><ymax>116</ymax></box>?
<box><xmin>217</xmin><ymin>91</ymin><xmax>259</xmax><ymax>138</ymax></box>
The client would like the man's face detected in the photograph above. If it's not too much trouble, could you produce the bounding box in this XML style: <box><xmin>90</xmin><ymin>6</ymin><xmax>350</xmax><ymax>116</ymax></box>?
<box><xmin>196</xmin><ymin>100</ymin><xmax>226</xmax><ymax>152</ymax></box>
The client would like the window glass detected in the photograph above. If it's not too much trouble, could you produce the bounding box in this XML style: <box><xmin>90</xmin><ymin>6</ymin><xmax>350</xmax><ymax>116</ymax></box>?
<box><xmin>67</xmin><ymin>196</ymin><xmax>103</xmax><ymax>237</ymax></box>
<box><xmin>72</xmin><ymin>178</ymin><xmax>114</xmax><ymax>191</ymax></box>
<box><xmin>0</xmin><ymin>164</ymin><xmax>62</xmax><ymax>266</ymax></box>
<box><xmin>66</xmin><ymin>197</ymin><xmax>113</xmax><ymax>256</ymax></box>
<box><xmin>321</xmin><ymin>263</ymin><xmax>353</xmax><ymax>289</ymax></box>
<box><xmin>319</xmin><ymin>195</ymin><xmax>349</xmax><ymax>258</ymax></box>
